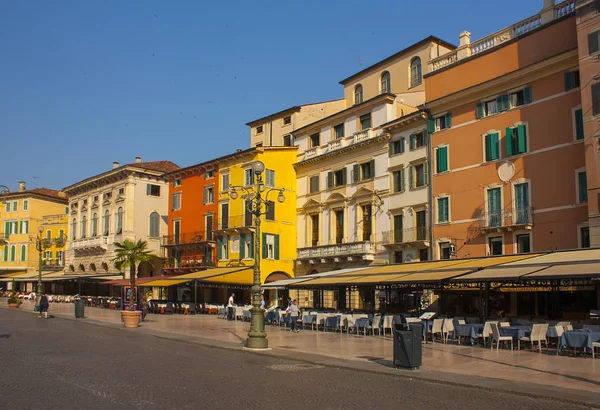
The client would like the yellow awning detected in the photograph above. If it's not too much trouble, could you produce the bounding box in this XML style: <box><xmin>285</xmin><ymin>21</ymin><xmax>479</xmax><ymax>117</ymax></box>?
<box><xmin>386</xmin><ymin>269</ymin><xmax>473</xmax><ymax>283</ymax></box>
<box><xmin>453</xmin><ymin>265</ymin><xmax>550</xmax><ymax>281</ymax></box>
<box><xmin>501</xmin><ymin>249</ymin><xmax>600</xmax><ymax>265</ymax></box>
<box><xmin>441</xmin><ymin>254</ymin><xmax>540</xmax><ymax>270</ymax></box>
<box><xmin>202</xmin><ymin>268</ymin><xmax>254</xmax><ymax>285</ymax></box>
<box><xmin>142</xmin><ymin>279</ymin><xmax>190</xmax><ymax>287</ymax></box>
<box><xmin>523</xmin><ymin>262</ymin><xmax>600</xmax><ymax>278</ymax></box>
<box><xmin>169</xmin><ymin>267</ymin><xmax>252</xmax><ymax>281</ymax></box>
<box><xmin>0</xmin><ymin>271</ymin><xmax>28</xmax><ymax>278</ymax></box>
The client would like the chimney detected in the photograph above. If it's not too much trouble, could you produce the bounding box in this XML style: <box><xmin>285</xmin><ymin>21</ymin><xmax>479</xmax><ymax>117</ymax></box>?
<box><xmin>459</xmin><ymin>31</ymin><xmax>471</xmax><ymax>47</ymax></box>
<box><xmin>135</xmin><ymin>156</ymin><xmax>142</xmax><ymax>163</ymax></box>
<box><xmin>18</xmin><ymin>181</ymin><xmax>26</xmax><ymax>192</ymax></box>
<box><xmin>236</xmin><ymin>149</ymin><xmax>242</xmax><ymax>153</ymax></box>
<box><xmin>112</xmin><ymin>161</ymin><xmax>119</xmax><ymax>169</ymax></box>
<box><xmin>457</xmin><ymin>31</ymin><xmax>472</xmax><ymax>60</ymax></box>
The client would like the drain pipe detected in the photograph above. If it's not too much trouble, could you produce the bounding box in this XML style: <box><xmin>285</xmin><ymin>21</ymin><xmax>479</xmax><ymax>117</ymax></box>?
<box><xmin>422</xmin><ymin>108</ymin><xmax>435</xmax><ymax>261</ymax></box>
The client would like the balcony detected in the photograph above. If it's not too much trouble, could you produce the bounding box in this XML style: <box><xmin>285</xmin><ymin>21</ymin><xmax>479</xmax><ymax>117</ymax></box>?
<box><xmin>352</xmin><ymin>128</ymin><xmax>374</xmax><ymax>144</ymax></box>
<box><xmin>42</xmin><ymin>260</ymin><xmax>65</xmax><ymax>270</ymax></box>
<box><xmin>216</xmin><ymin>215</ymin><xmax>254</xmax><ymax>232</ymax></box>
<box><xmin>42</xmin><ymin>214</ymin><xmax>68</xmax><ymax>225</ymax></box>
<box><xmin>72</xmin><ymin>236</ymin><xmax>109</xmax><ymax>252</ymax></box>
<box><xmin>161</xmin><ymin>231</ymin><xmax>214</xmax><ymax>247</ymax></box>
<box><xmin>297</xmin><ymin>241</ymin><xmax>376</xmax><ymax>263</ymax></box>
<box><xmin>301</xmin><ymin>129</ymin><xmax>377</xmax><ymax>162</ymax></box>
<box><xmin>381</xmin><ymin>227</ymin><xmax>430</xmax><ymax>247</ymax></box>
<box><xmin>479</xmin><ymin>207</ymin><xmax>534</xmax><ymax>232</ymax></box>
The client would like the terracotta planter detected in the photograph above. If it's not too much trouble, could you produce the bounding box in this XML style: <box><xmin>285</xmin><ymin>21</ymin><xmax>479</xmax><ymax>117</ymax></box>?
<box><xmin>121</xmin><ymin>310</ymin><xmax>142</xmax><ymax>328</ymax></box>
<box><xmin>8</xmin><ymin>303</ymin><xmax>19</xmax><ymax>309</ymax></box>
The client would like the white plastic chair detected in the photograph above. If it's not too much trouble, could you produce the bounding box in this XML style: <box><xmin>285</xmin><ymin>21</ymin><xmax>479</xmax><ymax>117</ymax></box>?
<box><xmin>519</xmin><ymin>324</ymin><xmax>541</xmax><ymax>350</ymax></box>
<box><xmin>443</xmin><ymin>319</ymin><xmax>458</xmax><ymax>343</ymax></box>
<box><xmin>382</xmin><ymin>315</ymin><xmax>394</xmax><ymax>335</ymax></box>
<box><xmin>500</xmin><ymin>322</ymin><xmax>510</xmax><ymax>327</ymax></box>
<box><xmin>428</xmin><ymin>319</ymin><xmax>445</xmax><ymax>342</ymax></box>
<box><xmin>490</xmin><ymin>322</ymin><xmax>513</xmax><ymax>350</ymax></box>
<box><xmin>370</xmin><ymin>315</ymin><xmax>382</xmax><ymax>336</ymax></box>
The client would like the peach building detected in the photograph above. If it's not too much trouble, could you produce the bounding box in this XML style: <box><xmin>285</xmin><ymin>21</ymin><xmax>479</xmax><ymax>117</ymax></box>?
<box><xmin>425</xmin><ymin>0</ymin><xmax>586</xmax><ymax>259</ymax></box>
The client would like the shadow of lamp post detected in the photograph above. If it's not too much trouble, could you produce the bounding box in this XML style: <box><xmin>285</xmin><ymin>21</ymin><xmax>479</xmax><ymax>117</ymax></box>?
<box><xmin>229</xmin><ymin>160</ymin><xmax>285</xmax><ymax>349</ymax></box>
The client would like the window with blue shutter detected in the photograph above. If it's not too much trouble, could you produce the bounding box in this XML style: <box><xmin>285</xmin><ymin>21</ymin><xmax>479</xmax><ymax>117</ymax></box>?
<box><xmin>523</xmin><ymin>86</ymin><xmax>532</xmax><ymax>104</ymax></box>
<box><xmin>3</xmin><ymin>245</ymin><xmax>7</xmax><ymax>261</ymax></box>
<box><xmin>588</xmin><ymin>30</ymin><xmax>600</xmax><ymax>54</ymax></box>
<box><xmin>436</xmin><ymin>146</ymin><xmax>448</xmax><ymax>173</ymax></box>
<box><xmin>505</xmin><ymin>127</ymin><xmax>514</xmax><ymax>156</ymax></box>
<box><xmin>4</xmin><ymin>222</ymin><xmax>9</xmax><ymax>238</ymax></box>
<box><xmin>20</xmin><ymin>245</ymin><xmax>25</xmax><ymax>261</ymax></box>
<box><xmin>437</xmin><ymin>197</ymin><xmax>449</xmax><ymax>223</ymax></box>
<box><xmin>476</xmin><ymin>102</ymin><xmax>484</xmax><ymax>119</ymax></box>
<box><xmin>399</xmin><ymin>137</ymin><xmax>405</xmax><ymax>153</ymax></box>
<box><xmin>485</xmin><ymin>133</ymin><xmax>500</xmax><ymax>161</ymax></box>
<box><xmin>578</xmin><ymin>171</ymin><xmax>588</xmax><ymax>203</ymax></box>
<box><xmin>517</xmin><ymin>124</ymin><xmax>527</xmax><ymax>153</ymax></box>
<box><xmin>444</xmin><ymin>113</ymin><xmax>452</xmax><ymax>128</ymax></box>
<box><xmin>564</xmin><ymin>71</ymin><xmax>580</xmax><ymax>91</ymax></box>
<box><xmin>575</xmin><ymin>109</ymin><xmax>584</xmax><ymax>140</ymax></box>
<box><xmin>515</xmin><ymin>183</ymin><xmax>530</xmax><ymax>224</ymax></box>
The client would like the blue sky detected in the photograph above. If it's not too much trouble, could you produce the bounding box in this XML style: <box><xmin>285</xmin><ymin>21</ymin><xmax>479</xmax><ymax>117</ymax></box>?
<box><xmin>0</xmin><ymin>0</ymin><xmax>542</xmax><ymax>191</ymax></box>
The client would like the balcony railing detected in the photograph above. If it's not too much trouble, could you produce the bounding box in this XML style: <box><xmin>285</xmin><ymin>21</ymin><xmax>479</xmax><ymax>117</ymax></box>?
<box><xmin>161</xmin><ymin>231</ymin><xmax>214</xmax><ymax>246</ymax></box>
<box><xmin>480</xmin><ymin>207</ymin><xmax>534</xmax><ymax>230</ymax></box>
<box><xmin>428</xmin><ymin>0</ymin><xmax>575</xmax><ymax>73</ymax></box>
<box><xmin>42</xmin><ymin>261</ymin><xmax>65</xmax><ymax>269</ymax></box>
<box><xmin>352</xmin><ymin>128</ymin><xmax>374</xmax><ymax>144</ymax></box>
<box><xmin>217</xmin><ymin>214</ymin><xmax>254</xmax><ymax>230</ymax></box>
<box><xmin>42</xmin><ymin>214</ymin><xmax>68</xmax><ymax>225</ymax></box>
<box><xmin>72</xmin><ymin>236</ymin><xmax>110</xmax><ymax>251</ymax></box>
<box><xmin>381</xmin><ymin>227</ymin><xmax>429</xmax><ymax>245</ymax></box>
<box><xmin>302</xmin><ymin>129</ymin><xmax>379</xmax><ymax>161</ymax></box>
<box><xmin>297</xmin><ymin>241</ymin><xmax>376</xmax><ymax>260</ymax></box>
<box><xmin>164</xmin><ymin>257</ymin><xmax>214</xmax><ymax>269</ymax></box>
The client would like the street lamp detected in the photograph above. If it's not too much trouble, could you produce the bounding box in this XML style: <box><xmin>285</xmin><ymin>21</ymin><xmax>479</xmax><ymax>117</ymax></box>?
<box><xmin>229</xmin><ymin>160</ymin><xmax>285</xmax><ymax>349</ymax></box>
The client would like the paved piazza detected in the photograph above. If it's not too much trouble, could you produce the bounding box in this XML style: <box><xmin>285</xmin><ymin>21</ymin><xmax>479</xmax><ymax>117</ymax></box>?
<box><xmin>0</xmin><ymin>304</ymin><xmax>598</xmax><ymax>409</ymax></box>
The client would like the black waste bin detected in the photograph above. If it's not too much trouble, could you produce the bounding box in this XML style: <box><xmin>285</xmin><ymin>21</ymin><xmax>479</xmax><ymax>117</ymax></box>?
<box><xmin>393</xmin><ymin>323</ymin><xmax>422</xmax><ymax>369</ymax></box>
<box><xmin>75</xmin><ymin>299</ymin><xmax>85</xmax><ymax>318</ymax></box>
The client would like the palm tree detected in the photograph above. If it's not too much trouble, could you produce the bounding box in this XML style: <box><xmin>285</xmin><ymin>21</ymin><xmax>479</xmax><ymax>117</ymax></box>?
<box><xmin>112</xmin><ymin>239</ymin><xmax>155</xmax><ymax>311</ymax></box>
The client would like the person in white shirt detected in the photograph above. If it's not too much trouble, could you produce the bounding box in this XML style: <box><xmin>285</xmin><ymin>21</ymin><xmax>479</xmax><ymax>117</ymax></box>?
<box><xmin>227</xmin><ymin>293</ymin><xmax>235</xmax><ymax>320</ymax></box>
<box><xmin>286</xmin><ymin>300</ymin><xmax>300</xmax><ymax>333</ymax></box>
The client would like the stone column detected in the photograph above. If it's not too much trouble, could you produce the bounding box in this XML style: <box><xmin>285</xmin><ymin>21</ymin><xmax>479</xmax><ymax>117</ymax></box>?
<box><xmin>541</xmin><ymin>0</ymin><xmax>556</xmax><ymax>24</ymax></box>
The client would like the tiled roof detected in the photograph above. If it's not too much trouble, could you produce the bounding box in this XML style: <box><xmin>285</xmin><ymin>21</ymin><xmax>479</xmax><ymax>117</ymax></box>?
<box><xmin>3</xmin><ymin>188</ymin><xmax>67</xmax><ymax>201</ymax></box>
<box><xmin>126</xmin><ymin>161</ymin><xmax>180</xmax><ymax>173</ymax></box>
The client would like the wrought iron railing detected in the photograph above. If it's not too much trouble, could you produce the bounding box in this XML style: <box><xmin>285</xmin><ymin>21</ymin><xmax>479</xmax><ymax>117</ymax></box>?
<box><xmin>381</xmin><ymin>226</ymin><xmax>429</xmax><ymax>244</ymax></box>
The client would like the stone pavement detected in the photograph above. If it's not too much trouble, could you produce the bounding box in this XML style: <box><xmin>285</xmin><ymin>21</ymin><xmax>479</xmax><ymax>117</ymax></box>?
<box><xmin>4</xmin><ymin>301</ymin><xmax>599</xmax><ymax>406</ymax></box>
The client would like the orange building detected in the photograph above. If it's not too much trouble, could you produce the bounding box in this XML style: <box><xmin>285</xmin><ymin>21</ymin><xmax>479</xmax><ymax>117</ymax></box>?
<box><xmin>161</xmin><ymin>161</ymin><xmax>220</xmax><ymax>274</ymax></box>
<box><xmin>425</xmin><ymin>1</ymin><xmax>586</xmax><ymax>259</ymax></box>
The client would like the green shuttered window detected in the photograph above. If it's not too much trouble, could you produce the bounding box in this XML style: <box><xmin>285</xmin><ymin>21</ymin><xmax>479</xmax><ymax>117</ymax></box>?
<box><xmin>575</xmin><ymin>109</ymin><xmax>584</xmax><ymax>140</ymax></box>
<box><xmin>437</xmin><ymin>197</ymin><xmax>449</xmax><ymax>223</ymax></box>
<box><xmin>436</xmin><ymin>146</ymin><xmax>448</xmax><ymax>173</ymax></box>
<box><xmin>485</xmin><ymin>133</ymin><xmax>500</xmax><ymax>161</ymax></box>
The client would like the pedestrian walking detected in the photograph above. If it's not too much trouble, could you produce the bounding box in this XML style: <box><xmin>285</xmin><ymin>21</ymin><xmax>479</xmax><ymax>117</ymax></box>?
<box><xmin>227</xmin><ymin>293</ymin><xmax>236</xmax><ymax>320</ymax></box>
<box><xmin>140</xmin><ymin>296</ymin><xmax>149</xmax><ymax>321</ymax></box>
<box><xmin>286</xmin><ymin>299</ymin><xmax>300</xmax><ymax>333</ymax></box>
<box><xmin>38</xmin><ymin>294</ymin><xmax>49</xmax><ymax>319</ymax></box>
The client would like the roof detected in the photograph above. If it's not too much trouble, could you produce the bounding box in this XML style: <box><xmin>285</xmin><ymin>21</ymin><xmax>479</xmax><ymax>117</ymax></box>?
<box><xmin>339</xmin><ymin>36</ymin><xmax>456</xmax><ymax>85</ymax></box>
<box><xmin>162</xmin><ymin>148</ymin><xmax>256</xmax><ymax>179</ymax></box>
<box><xmin>245</xmin><ymin>99</ymin><xmax>344</xmax><ymax>127</ymax></box>
<box><xmin>2</xmin><ymin>188</ymin><xmax>68</xmax><ymax>203</ymax></box>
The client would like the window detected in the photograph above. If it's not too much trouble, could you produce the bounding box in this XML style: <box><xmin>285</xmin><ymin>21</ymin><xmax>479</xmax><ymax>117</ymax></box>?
<box><xmin>488</xmin><ymin>237</ymin><xmax>503</xmax><ymax>256</ymax></box>
<box><xmin>437</xmin><ymin>197</ymin><xmax>449</xmax><ymax>223</ymax></box>
<box><xmin>4</xmin><ymin>202</ymin><xmax>9</xmax><ymax>212</ymax></box>
<box><xmin>266</xmin><ymin>200</ymin><xmax>275</xmax><ymax>221</ymax></box>
<box><xmin>91</xmin><ymin>213</ymin><xmax>98</xmax><ymax>237</ymax></box>
<box><xmin>283</xmin><ymin>116</ymin><xmax>291</xmax><ymax>125</ymax></box>
<box><xmin>359</xmin><ymin>113</ymin><xmax>371</xmax><ymax>130</ymax></box>
<box><xmin>419</xmin><ymin>248</ymin><xmax>428</xmax><ymax>261</ymax></box>
<box><xmin>564</xmin><ymin>70</ymin><xmax>580</xmax><ymax>91</ymax></box>
<box><xmin>173</xmin><ymin>178</ymin><xmax>182</xmax><ymax>187</ymax></box>
<box><xmin>10</xmin><ymin>221</ymin><xmax>17</xmax><ymax>234</ymax></box>
<box><xmin>428</xmin><ymin>113</ymin><xmax>452</xmax><ymax>132</ymax></box>
<box><xmin>206</xmin><ymin>215</ymin><xmax>213</xmax><ymax>240</ymax></box>
<box><xmin>410</xmin><ymin>131</ymin><xmax>427</xmax><ymax>150</ymax></box>
<box><xmin>353</xmin><ymin>160</ymin><xmax>374</xmax><ymax>182</ymax></box>
<box><xmin>335</xmin><ymin>210</ymin><xmax>344</xmax><ymax>244</ymax></box>
<box><xmin>487</xmin><ymin>188</ymin><xmax>502</xmax><ymax>228</ymax></box>
<box><xmin>146</xmin><ymin>184</ymin><xmax>161</xmax><ymax>197</ymax></box>
<box><xmin>21</xmin><ymin>220</ymin><xmax>28</xmax><ymax>234</ymax></box>
<box><xmin>435</xmin><ymin>146</ymin><xmax>448</xmax><ymax>173</ymax></box>
<box><xmin>204</xmin><ymin>186</ymin><xmax>214</xmax><ymax>204</ymax></box>
<box><xmin>588</xmin><ymin>30</ymin><xmax>600</xmax><ymax>54</ymax></box>
<box><xmin>578</xmin><ymin>170</ymin><xmax>588</xmax><ymax>203</ymax></box>
<box><xmin>239</xmin><ymin>233</ymin><xmax>254</xmax><ymax>259</ymax></box>
<box><xmin>593</xmin><ymin>82</ymin><xmax>600</xmax><ymax>116</ymax></box>
<box><xmin>22</xmin><ymin>245</ymin><xmax>28</xmax><ymax>261</ymax></box>
<box><xmin>23</xmin><ymin>200</ymin><xmax>28</xmax><ymax>211</ymax></box>
<box><xmin>71</xmin><ymin>218</ymin><xmax>77</xmax><ymax>240</ymax></box>
<box><xmin>393</xmin><ymin>214</ymin><xmax>403</xmax><ymax>243</ymax></box>
<box><xmin>59</xmin><ymin>229</ymin><xmax>64</xmax><ymax>240</ymax></box>
<box><xmin>283</xmin><ymin>135</ymin><xmax>292</xmax><ymax>146</ymax></box>
<box><xmin>389</xmin><ymin>138</ymin><xmax>405</xmax><ymax>155</ymax></box>
<box><xmin>362</xmin><ymin>204</ymin><xmax>372</xmax><ymax>241</ymax></box>
<box><xmin>117</xmin><ymin>188</ymin><xmax>125</xmax><ymax>196</ymax></box>
<box><xmin>149</xmin><ymin>212</ymin><xmax>160</xmax><ymax>237</ymax></box>
<box><xmin>505</xmin><ymin>124</ymin><xmax>527</xmax><ymax>156</ymax></box>
<box><xmin>46</xmin><ymin>230</ymin><xmax>51</xmax><ymax>242</ymax></box>
<box><xmin>310</xmin><ymin>214</ymin><xmax>319</xmax><ymax>246</ymax></box>
<box><xmin>410</xmin><ymin>57</ymin><xmax>422</xmax><ymax>87</ymax></box>
<box><xmin>103</xmin><ymin>210</ymin><xmax>110</xmax><ymax>236</ymax></box>
<box><xmin>244</xmin><ymin>200</ymin><xmax>253</xmax><ymax>226</ymax></box>
<box><xmin>103</xmin><ymin>192</ymin><xmax>112</xmax><ymax>200</ymax></box>
<box><xmin>415</xmin><ymin>211</ymin><xmax>426</xmax><ymax>241</ymax></box>
<box><xmin>310</xmin><ymin>133</ymin><xmax>320</xmax><ymax>147</ymax></box>
<box><xmin>173</xmin><ymin>220</ymin><xmax>181</xmax><ymax>244</ymax></box>
<box><xmin>204</xmin><ymin>169</ymin><xmax>215</xmax><ymax>179</ymax></box>
<box><xmin>309</xmin><ymin>176</ymin><xmax>319</xmax><ymax>193</ymax></box>
<box><xmin>10</xmin><ymin>245</ymin><xmax>15</xmax><ymax>261</ymax></box>
<box><xmin>43</xmin><ymin>250</ymin><xmax>52</xmax><ymax>261</ymax></box>
<box><xmin>265</xmin><ymin>169</ymin><xmax>275</xmax><ymax>187</ymax></box>
<box><xmin>410</xmin><ymin>163</ymin><xmax>427</xmax><ymax>189</ymax></box>
<box><xmin>56</xmin><ymin>251</ymin><xmax>64</xmax><ymax>266</ymax></box>
<box><xmin>354</xmin><ymin>84</ymin><xmax>363</xmax><ymax>104</ymax></box>
<box><xmin>574</xmin><ymin>109</ymin><xmax>584</xmax><ymax>140</ymax></box>
<box><xmin>2</xmin><ymin>245</ymin><xmax>6</xmax><ymax>262</ymax></box>
<box><xmin>581</xmin><ymin>227</ymin><xmax>590</xmax><ymax>248</ymax></box>
<box><xmin>394</xmin><ymin>251</ymin><xmax>403</xmax><ymax>263</ymax></box>
<box><xmin>327</xmin><ymin>168</ymin><xmax>347</xmax><ymax>189</ymax></box>
<box><xmin>516</xmin><ymin>234</ymin><xmax>531</xmax><ymax>253</ymax></box>
<box><xmin>484</xmin><ymin>133</ymin><xmax>500</xmax><ymax>161</ymax></box>
<box><xmin>220</xmin><ymin>202</ymin><xmax>229</xmax><ymax>229</ymax></box>
<box><xmin>381</xmin><ymin>71</ymin><xmax>391</xmax><ymax>93</ymax></box>
<box><xmin>514</xmin><ymin>182</ymin><xmax>530</xmax><ymax>224</ymax></box>
<box><xmin>12</xmin><ymin>201</ymin><xmax>17</xmax><ymax>212</ymax></box>
<box><xmin>217</xmin><ymin>236</ymin><xmax>228</xmax><ymax>260</ymax></box>
<box><xmin>262</xmin><ymin>233</ymin><xmax>280</xmax><ymax>260</ymax></box>
<box><xmin>172</xmin><ymin>193</ymin><xmax>182</xmax><ymax>211</ymax></box>
<box><xmin>256</xmin><ymin>125</ymin><xmax>263</xmax><ymax>134</ymax></box>
<box><xmin>222</xmin><ymin>174</ymin><xmax>230</xmax><ymax>191</ymax></box>
<box><xmin>81</xmin><ymin>215</ymin><xmax>87</xmax><ymax>238</ymax></box>
<box><xmin>476</xmin><ymin>99</ymin><xmax>498</xmax><ymax>118</ymax></box>
<box><xmin>334</xmin><ymin>123</ymin><xmax>344</xmax><ymax>139</ymax></box>
<box><xmin>93</xmin><ymin>195</ymin><xmax>99</xmax><ymax>202</ymax></box>
<box><xmin>392</xmin><ymin>169</ymin><xmax>405</xmax><ymax>193</ymax></box>
<box><xmin>116</xmin><ymin>207</ymin><xmax>123</xmax><ymax>234</ymax></box>
<box><xmin>439</xmin><ymin>242</ymin><xmax>451</xmax><ymax>260</ymax></box>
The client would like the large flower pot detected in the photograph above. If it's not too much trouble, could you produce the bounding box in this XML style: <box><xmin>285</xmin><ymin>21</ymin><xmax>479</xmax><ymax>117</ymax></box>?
<box><xmin>121</xmin><ymin>310</ymin><xmax>142</xmax><ymax>328</ymax></box>
<box><xmin>8</xmin><ymin>303</ymin><xmax>19</xmax><ymax>309</ymax></box>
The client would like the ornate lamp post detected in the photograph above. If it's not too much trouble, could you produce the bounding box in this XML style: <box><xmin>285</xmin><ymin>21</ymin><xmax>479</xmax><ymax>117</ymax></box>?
<box><xmin>229</xmin><ymin>160</ymin><xmax>285</xmax><ymax>349</ymax></box>
<box><xmin>35</xmin><ymin>226</ymin><xmax>45</xmax><ymax>300</ymax></box>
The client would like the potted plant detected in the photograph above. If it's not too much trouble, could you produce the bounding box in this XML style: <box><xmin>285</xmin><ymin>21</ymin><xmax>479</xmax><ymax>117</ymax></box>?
<box><xmin>7</xmin><ymin>290</ymin><xmax>21</xmax><ymax>308</ymax></box>
<box><xmin>112</xmin><ymin>239</ymin><xmax>155</xmax><ymax>328</ymax></box>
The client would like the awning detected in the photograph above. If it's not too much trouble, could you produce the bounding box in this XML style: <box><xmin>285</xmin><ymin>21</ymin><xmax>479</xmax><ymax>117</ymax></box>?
<box><xmin>523</xmin><ymin>262</ymin><xmax>600</xmax><ymax>279</ymax></box>
<box><xmin>383</xmin><ymin>269</ymin><xmax>473</xmax><ymax>283</ymax></box>
<box><xmin>142</xmin><ymin>279</ymin><xmax>189</xmax><ymax>287</ymax></box>
<box><xmin>438</xmin><ymin>254</ymin><xmax>539</xmax><ymax>270</ymax></box>
<box><xmin>166</xmin><ymin>266</ymin><xmax>252</xmax><ymax>281</ymax></box>
<box><xmin>501</xmin><ymin>248</ymin><xmax>600</xmax><ymax>265</ymax></box>
<box><xmin>262</xmin><ymin>277</ymin><xmax>310</xmax><ymax>289</ymax></box>
<box><xmin>202</xmin><ymin>268</ymin><xmax>254</xmax><ymax>285</ymax></box>
<box><xmin>0</xmin><ymin>270</ymin><xmax>28</xmax><ymax>278</ymax></box>
<box><xmin>101</xmin><ymin>276</ymin><xmax>175</xmax><ymax>286</ymax></box>
<box><xmin>265</xmin><ymin>267</ymin><xmax>367</xmax><ymax>289</ymax></box>
<box><xmin>453</xmin><ymin>265</ymin><xmax>551</xmax><ymax>281</ymax></box>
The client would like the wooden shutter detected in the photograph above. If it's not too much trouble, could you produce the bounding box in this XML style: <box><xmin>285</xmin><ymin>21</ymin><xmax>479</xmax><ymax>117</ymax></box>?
<box><xmin>564</xmin><ymin>72</ymin><xmax>575</xmax><ymax>91</ymax></box>
<box><xmin>388</xmin><ymin>142</ymin><xmax>394</xmax><ymax>155</ymax></box>
<box><xmin>444</xmin><ymin>112</ymin><xmax>452</xmax><ymax>128</ymax></box>
<box><xmin>485</xmin><ymin>134</ymin><xmax>492</xmax><ymax>161</ymax></box>
<box><xmin>3</xmin><ymin>246</ymin><xmax>7</xmax><ymax>262</ymax></box>
<box><xmin>593</xmin><ymin>83</ymin><xmax>600</xmax><ymax>116</ymax></box>
<box><xmin>517</xmin><ymin>124</ymin><xmax>527</xmax><ymax>153</ymax></box>
<box><xmin>274</xmin><ymin>234</ymin><xmax>280</xmax><ymax>260</ymax></box>
<box><xmin>146</xmin><ymin>184</ymin><xmax>151</xmax><ymax>195</ymax></box>
<box><xmin>408</xmin><ymin>166</ymin><xmax>414</xmax><ymax>189</ymax></box>
<box><xmin>342</xmin><ymin>168</ymin><xmax>347</xmax><ymax>185</ymax></box>
<box><xmin>369</xmin><ymin>160</ymin><xmax>375</xmax><ymax>178</ymax></box>
<box><xmin>217</xmin><ymin>236</ymin><xmax>222</xmax><ymax>260</ymax></box>
<box><xmin>4</xmin><ymin>222</ymin><xmax>9</xmax><ymax>238</ymax></box>
<box><xmin>503</xmin><ymin>94</ymin><xmax>510</xmax><ymax>110</ymax></box>
<box><xmin>588</xmin><ymin>31</ymin><xmax>599</xmax><ymax>54</ymax></box>
<box><xmin>240</xmin><ymin>234</ymin><xmax>246</xmax><ymax>259</ymax></box>
<box><xmin>19</xmin><ymin>221</ymin><xmax>22</xmax><ymax>234</ymax></box>
<box><xmin>352</xmin><ymin>164</ymin><xmax>360</xmax><ymax>183</ymax></box>
<box><xmin>489</xmin><ymin>133</ymin><xmax>500</xmax><ymax>160</ymax></box>
<box><xmin>327</xmin><ymin>171</ymin><xmax>333</xmax><ymax>189</ymax></box>
<box><xmin>399</xmin><ymin>137</ymin><xmax>405</xmax><ymax>153</ymax></box>
<box><xmin>266</xmin><ymin>201</ymin><xmax>275</xmax><ymax>220</ymax></box>
<box><xmin>496</xmin><ymin>95</ymin><xmax>504</xmax><ymax>112</ymax></box>
<box><xmin>262</xmin><ymin>233</ymin><xmax>267</xmax><ymax>259</ymax></box>
<box><xmin>436</xmin><ymin>147</ymin><xmax>448</xmax><ymax>173</ymax></box>
<box><xmin>249</xmin><ymin>233</ymin><xmax>255</xmax><ymax>259</ymax></box>
<box><xmin>400</xmin><ymin>168</ymin><xmax>405</xmax><ymax>191</ymax></box>
<box><xmin>20</xmin><ymin>245</ymin><xmax>25</xmax><ymax>261</ymax></box>
<box><xmin>427</xmin><ymin>119</ymin><xmax>435</xmax><ymax>133</ymax></box>
<box><xmin>476</xmin><ymin>102</ymin><xmax>484</xmax><ymax>119</ymax></box>
<box><xmin>505</xmin><ymin>127</ymin><xmax>514</xmax><ymax>156</ymax></box>
<box><xmin>424</xmin><ymin>161</ymin><xmax>429</xmax><ymax>185</ymax></box>
<box><xmin>410</xmin><ymin>134</ymin><xmax>416</xmax><ymax>150</ymax></box>
<box><xmin>523</xmin><ymin>86</ymin><xmax>532</xmax><ymax>104</ymax></box>
<box><xmin>575</xmin><ymin>109</ymin><xmax>584</xmax><ymax>140</ymax></box>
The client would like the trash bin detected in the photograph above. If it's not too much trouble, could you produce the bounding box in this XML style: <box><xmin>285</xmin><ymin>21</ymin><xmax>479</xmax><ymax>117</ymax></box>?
<box><xmin>393</xmin><ymin>323</ymin><xmax>422</xmax><ymax>369</ymax></box>
<box><xmin>75</xmin><ymin>299</ymin><xmax>85</xmax><ymax>318</ymax></box>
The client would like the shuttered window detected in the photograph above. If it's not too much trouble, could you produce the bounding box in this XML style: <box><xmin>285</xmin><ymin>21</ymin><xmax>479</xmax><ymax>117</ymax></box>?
<box><xmin>436</xmin><ymin>146</ymin><xmax>448</xmax><ymax>173</ymax></box>
<box><xmin>485</xmin><ymin>133</ymin><xmax>500</xmax><ymax>161</ymax></box>
<box><xmin>575</xmin><ymin>109</ymin><xmax>584</xmax><ymax>140</ymax></box>
<box><xmin>437</xmin><ymin>197</ymin><xmax>449</xmax><ymax>223</ymax></box>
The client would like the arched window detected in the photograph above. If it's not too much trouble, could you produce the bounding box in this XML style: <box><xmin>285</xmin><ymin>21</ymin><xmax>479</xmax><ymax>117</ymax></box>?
<box><xmin>381</xmin><ymin>71</ymin><xmax>391</xmax><ymax>94</ymax></box>
<box><xmin>91</xmin><ymin>213</ymin><xmax>98</xmax><ymax>237</ymax></box>
<box><xmin>81</xmin><ymin>215</ymin><xmax>87</xmax><ymax>238</ymax></box>
<box><xmin>116</xmin><ymin>207</ymin><xmax>123</xmax><ymax>234</ymax></box>
<box><xmin>59</xmin><ymin>229</ymin><xmax>64</xmax><ymax>240</ymax></box>
<box><xmin>10</xmin><ymin>245</ymin><xmax>15</xmax><ymax>261</ymax></box>
<box><xmin>410</xmin><ymin>57</ymin><xmax>422</xmax><ymax>87</ymax></box>
<box><xmin>103</xmin><ymin>210</ymin><xmax>110</xmax><ymax>236</ymax></box>
<box><xmin>149</xmin><ymin>212</ymin><xmax>160</xmax><ymax>238</ymax></box>
<box><xmin>71</xmin><ymin>218</ymin><xmax>77</xmax><ymax>240</ymax></box>
<box><xmin>354</xmin><ymin>84</ymin><xmax>363</xmax><ymax>105</ymax></box>
<box><xmin>3</xmin><ymin>245</ymin><xmax>7</xmax><ymax>262</ymax></box>
<box><xmin>20</xmin><ymin>245</ymin><xmax>26</xmax><ymax>261</ymax></box>
<box><xmin>46</xmin><ymin>230</ymin><xmax>52</xmax><ymax>241</ymax></box>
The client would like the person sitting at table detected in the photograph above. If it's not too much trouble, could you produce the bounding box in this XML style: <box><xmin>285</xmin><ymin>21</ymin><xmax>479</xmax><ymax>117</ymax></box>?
<box><xmin>497</xmin><ymin>310</ymin><xmax>509</xmax><ymax>322</ymax></box>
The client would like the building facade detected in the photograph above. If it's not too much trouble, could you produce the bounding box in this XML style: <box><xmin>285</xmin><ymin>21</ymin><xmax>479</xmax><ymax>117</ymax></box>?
<box><xmin>576</xmin><ymin>0</ymin><xmax>600</xmax><ymax>245</ymax></box>
<box><xmin>62</xmin><ymin>158</ymin><xmax>179</xmax><ymax>279</ymax></box>
<box><xmin>426</xmin><ymin>0</ymin><xmax>585</xmax><ymax>259</ymax></box>
<box><xmin>0</xmin><ymin>182</ymin><xmax>68</xmax><ymax>290</ymax></box>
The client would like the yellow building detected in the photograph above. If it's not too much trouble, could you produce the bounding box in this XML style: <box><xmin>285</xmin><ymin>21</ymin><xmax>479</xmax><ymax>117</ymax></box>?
<box><xmin>214</xmin><ymin>146</ymin><xmax>298</xmax><ymax>285</ymax></box>
<box><xmin>0</xmin><ymin>182</ymin><xmax>68</xmax><ymax>291</ymax></box>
